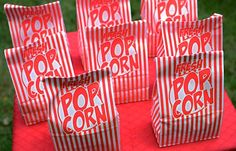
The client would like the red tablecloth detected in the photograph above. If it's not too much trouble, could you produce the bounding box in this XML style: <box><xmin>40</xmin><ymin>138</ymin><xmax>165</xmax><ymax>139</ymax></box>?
<box><xmin>12</xmin><ymin>32</ymin><xmax>236</xmax><ymax>151</ymax></box>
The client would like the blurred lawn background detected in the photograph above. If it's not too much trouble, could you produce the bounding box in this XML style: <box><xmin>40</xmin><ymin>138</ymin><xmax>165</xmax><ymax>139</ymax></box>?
<box><xmin>0</xmin><ymin>0</ymin><xmax>235</xmax><ymax>150</ymax></box>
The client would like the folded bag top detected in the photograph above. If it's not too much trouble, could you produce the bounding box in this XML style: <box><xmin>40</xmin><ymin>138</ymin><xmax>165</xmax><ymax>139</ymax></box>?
<box><xmin>43</xmin><ymin>68</ymin><xmax>120</xmax><ymax>151</ymax></box>
<box><xmin>4</xmin><ymin>31</ymin><xmax>75</xmax><ymax>125</ymax></box>
<box><xmin>4</xmin><ymin>1</ymin><xmax>65</xmax><ymax>47</ymax></box>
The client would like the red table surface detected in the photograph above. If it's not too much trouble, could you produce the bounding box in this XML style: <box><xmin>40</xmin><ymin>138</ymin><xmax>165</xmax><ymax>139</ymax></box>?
<box><xmin>12</xmin><ymin>32</ymin><xmax>236</xmax><ymax>151</ymax></box>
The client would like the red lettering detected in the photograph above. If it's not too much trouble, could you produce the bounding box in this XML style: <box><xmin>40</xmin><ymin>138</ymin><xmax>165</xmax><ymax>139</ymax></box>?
<box><xmin>22</xmin><ymin>19</ymin><xmax>31</xmax><ymax>37</ymax></box>
<box><xmin>62</xmin><ymin>116</ymin><xmax>73</xmax><ymax>134</ymax></box>
<box><xmin>73</xmin><ymin>87</ymin><xmax>88</xmax><ymax>111</ymax></box>
<box><xmin>87</xmin><ymin>82</ymin><xmax>100</xmax><ymax>106</ymax></box>
<box><xmin>173</xmin><ymin>77</ymin><xmax>184</xmax><ymax>100</ymax></box>
<box><xmin>173</xmin><ymin>99</ymin><xmax>181</xmax><ymax>118</ymax></box>
<box><xmin>73</xmin><ymin>111</ymin><xmax>84</xmax><ymax>132</ymax></box>
<box><xmin>23</xmin><ymin>60</ymin><xmax>34</xmax><ymax>82</ymax></box>
<box><xmin>95</xmin><ymin>104</ymin><xmax>107</xmax><ymax>124</ymax></box>
<box><xmin>182</xmin><ymin>95</ymin><xmax>193</xmax><ymax>115</ymax></box>
<box><xmin>199</xmin><ymin>68</ymin><xmax>211</xmax><ymax>90</ymax></box>
<box><xmin>84</xmin><ymin>107</ymin><xmax>96</xmax><ymax>128</ymax></box>
<box><xmin>46</xmin><ymin>49</ymin><xmax>57</xmax><ymax>70</ymax></box>
<box><xmin>61</xmin><ymin>93</ymin><xmax>72</xmax><ymax>117</ymax></box>
<box><xmin>201</xmin><ymin>32</ymin><xmax>211</xmax><ymax>52</ymax></box>
<box><xmin>101</xmin><ymin>41</ymin><xmax>110</xmax><ymax>62</ymax></box>
<box><xmin>184</xmin><ymin>72</ymin><xmax>198</xmax><ymax>95</ymax></box>
<box><xmin>90</xmin><ymin>9</ymin><xmax>99</xmax><ymax>26</ymax></box>
<box><xmin>111</xmin><ymin>38</ymin><xmax>124</xmax><ymax>58</ymax></box>
<box><xmin>193</xmin><ymin>91</ymin><xmax>203</xmax><ymax>110</ymax></box>
<box><xmin>27</xmin><ymin>81</ymin><xmax>37</xmax><ymax>99</ymax></box>
<box><xmin>34</xmin><ymin>54</ymin><xmax>48</xmax><ymax>76</ymax></box>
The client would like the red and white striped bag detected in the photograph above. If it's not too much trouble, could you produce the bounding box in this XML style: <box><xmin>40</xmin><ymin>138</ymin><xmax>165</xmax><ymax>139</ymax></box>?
<box><xmin>76</xmin><ymin>0</ymin><xmax>132</xmax><ymax>68</ymax></box>
<box><xmin>84</xmin><ymin>20</ymin><xmax>149</xmax><ymax>104</ymax></box>
<box><xmin>43</xmin><ymin>68</ymin><xmax>120</xmax><ymax>151</ymax></box>
<box><xmin>4</xmin><ymin>1</ymin><xmax>65</xmax><ymax>47</ymax></box>
<box><xmin>161</xmin><ymin>14</ymin><xmax>223</xmax><ymax>56</ymax></box>
<box><xmin>152</xmin><ymin>51</ymin><xmax>224</xmax><ymax>147</ymax></box>
<box><xmin>4</xmin><ymin>32</ymin><xmax>75</xmax><ymax>125</ymax></box>
<box><xmin>140</xmin><ymin>0</ymin><xmax>198</xmax><ymax>57</ymax></box>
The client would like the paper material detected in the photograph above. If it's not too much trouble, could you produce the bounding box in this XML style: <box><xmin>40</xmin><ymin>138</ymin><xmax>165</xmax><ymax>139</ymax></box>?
<box><xmin>4</xmin><ymin>32</ymin><xmax>75</xmax><ymax>125</ymax></box>
<box><xmin>43</xmin><ymin>68</ymin><xmax>120</xmax><ymax>151</ymax></box>
<box><xmin>84</xmin><ymin>21</ymin><xmax>149</xmax><ymax>104</ymax></box>
<box><xmin>152</xmin><ymin>51</ymin><xmax>224</xmax><ymax>147</ymax></box>
<box><xmin>4</xmin><ymin>1</ymin><xmax>65</xmax><ymax>47</ymax></box>
<box><xmin>141</xmin><ymin>0</ymin><xmax>198</xmax><ymax>57</ymax></box>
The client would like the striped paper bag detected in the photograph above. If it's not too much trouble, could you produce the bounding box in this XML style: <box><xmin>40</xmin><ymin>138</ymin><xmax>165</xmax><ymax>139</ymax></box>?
<box><xmin>140</xmin><ymin>0</ymin><xmax>198</xmax><ymax>57</ymax></box>
<box><xmin>84</xmin><ymin>20</ymin><xmax>149</xmax><ymax>104</ymax></box>
<box><xmin>76</xmin><ymin>0</ymin><xmax>132</xmax><ymax>68</ymax></box>
<box><xmin>43</xmin><ymin>68</ymin><xmax>120</xmax><ymax>151</ymax></box>
<box><xmin>4</xmin><ymin>32</ymin><xmax>75</xmax><ymax>125</ymax></box>
<box><xmin>152</xmin><ymin>51</ymin><xmax>224</xmax><ymax>147</ymax></box>
<box><xmin>161</xmin><ymin>14</ymin><xmax>223</xmax><ymax>56</ymax></box>
<box><xmin>4</xmin><ymin>1</ymin><xmax>65</xmax><ymax>47</ymax></box>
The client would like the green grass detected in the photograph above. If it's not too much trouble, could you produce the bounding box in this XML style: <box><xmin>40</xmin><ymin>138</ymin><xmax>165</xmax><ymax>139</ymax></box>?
<box><xmin>0</xmin><ymin>0</ymin><xmax>235</xmax><ymax>150</ymax></box>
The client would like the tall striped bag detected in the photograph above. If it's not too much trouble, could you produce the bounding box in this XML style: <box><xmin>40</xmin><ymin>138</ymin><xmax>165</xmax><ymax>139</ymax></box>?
<box><xmin>43</xmin><ymin>68</ymin><xmax>120</xmax><ymax>151</ymax></box>
<box><xmin>4</xmin><ymin>32</ymin><xmax>75</xmax><ymax>125</ymax></box>
<box><xmin>151</xmin><ymin>14</ymin><xmax>224</xmax><ymax>147</ymax></box>
<box><xmin>4</xmin><ymin>1</ymin><xmax>65</xmax><ymax>47</ymax></box>
<box><xmin>152</xmin><ymin>51</ymin><xmax>224</xmax><ymax>147</ymax></box>
<box><xmin>84</xmin><ymin>20</ymin><xmax>149</xmax><ymax>104</ymax></box>
<box><xmin>140</xmin><ymin>0</ymin><xmax>198</xmax><ymax>57</ymax></box>
<box><xmin>76</xmin><ymin>0</ymin><xmax>132</xmax><ymax>68</ymax></box>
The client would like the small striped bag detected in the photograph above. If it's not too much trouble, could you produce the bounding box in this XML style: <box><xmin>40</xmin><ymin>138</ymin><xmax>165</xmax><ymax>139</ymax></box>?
<box><xmin>43</xmin><ymin>68</ymin><xmax>120</xmax><ymax>151</ymax></box>
<box><xmin>4</xmin><ymin>32</ymin><xmax>75</xmax><ymax>125</ymax></box>
<box><xmin>152</xmin><ymin>51</ymin><xmax>224</xmax><ymax>147</ymax></box>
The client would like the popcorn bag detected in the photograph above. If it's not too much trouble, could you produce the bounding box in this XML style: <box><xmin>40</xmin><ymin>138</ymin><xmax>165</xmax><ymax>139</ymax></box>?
<box><xmin>152</xmin><ymin>51</ymin><xmax>224</xmax><ymax>147</ymax></box>
<box><xmin>84</xmin><ymin>20</ymin><xmax>149</xmax><ymax>104</ymax></box>
<box><xmin>161</xmin><ymin>14</ymin><xmax>223</xmax><ymax>56</ymax></box>
<box><xmin>140</xmin><ymin>0</ymin><xmax>198</xmax><ymax>57</ymax></box>
<box><xmin>43</xmin><ymin>68</ymin><xmax>120</xmax><ymax>151</ymax></box>
<box><xmin>4</xmin><ymin>1</ymin><xmax>65</xmax><ymax>47</ymax></box>
<box><xmin>4</xmin><ymin>32</ymin><xmax>75</xmax><ymax>125</ymax></box>
<box><xmin>76</xmin><ymin>0</ymin><xmax>132</xmax><ymax>69</ymax></box>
